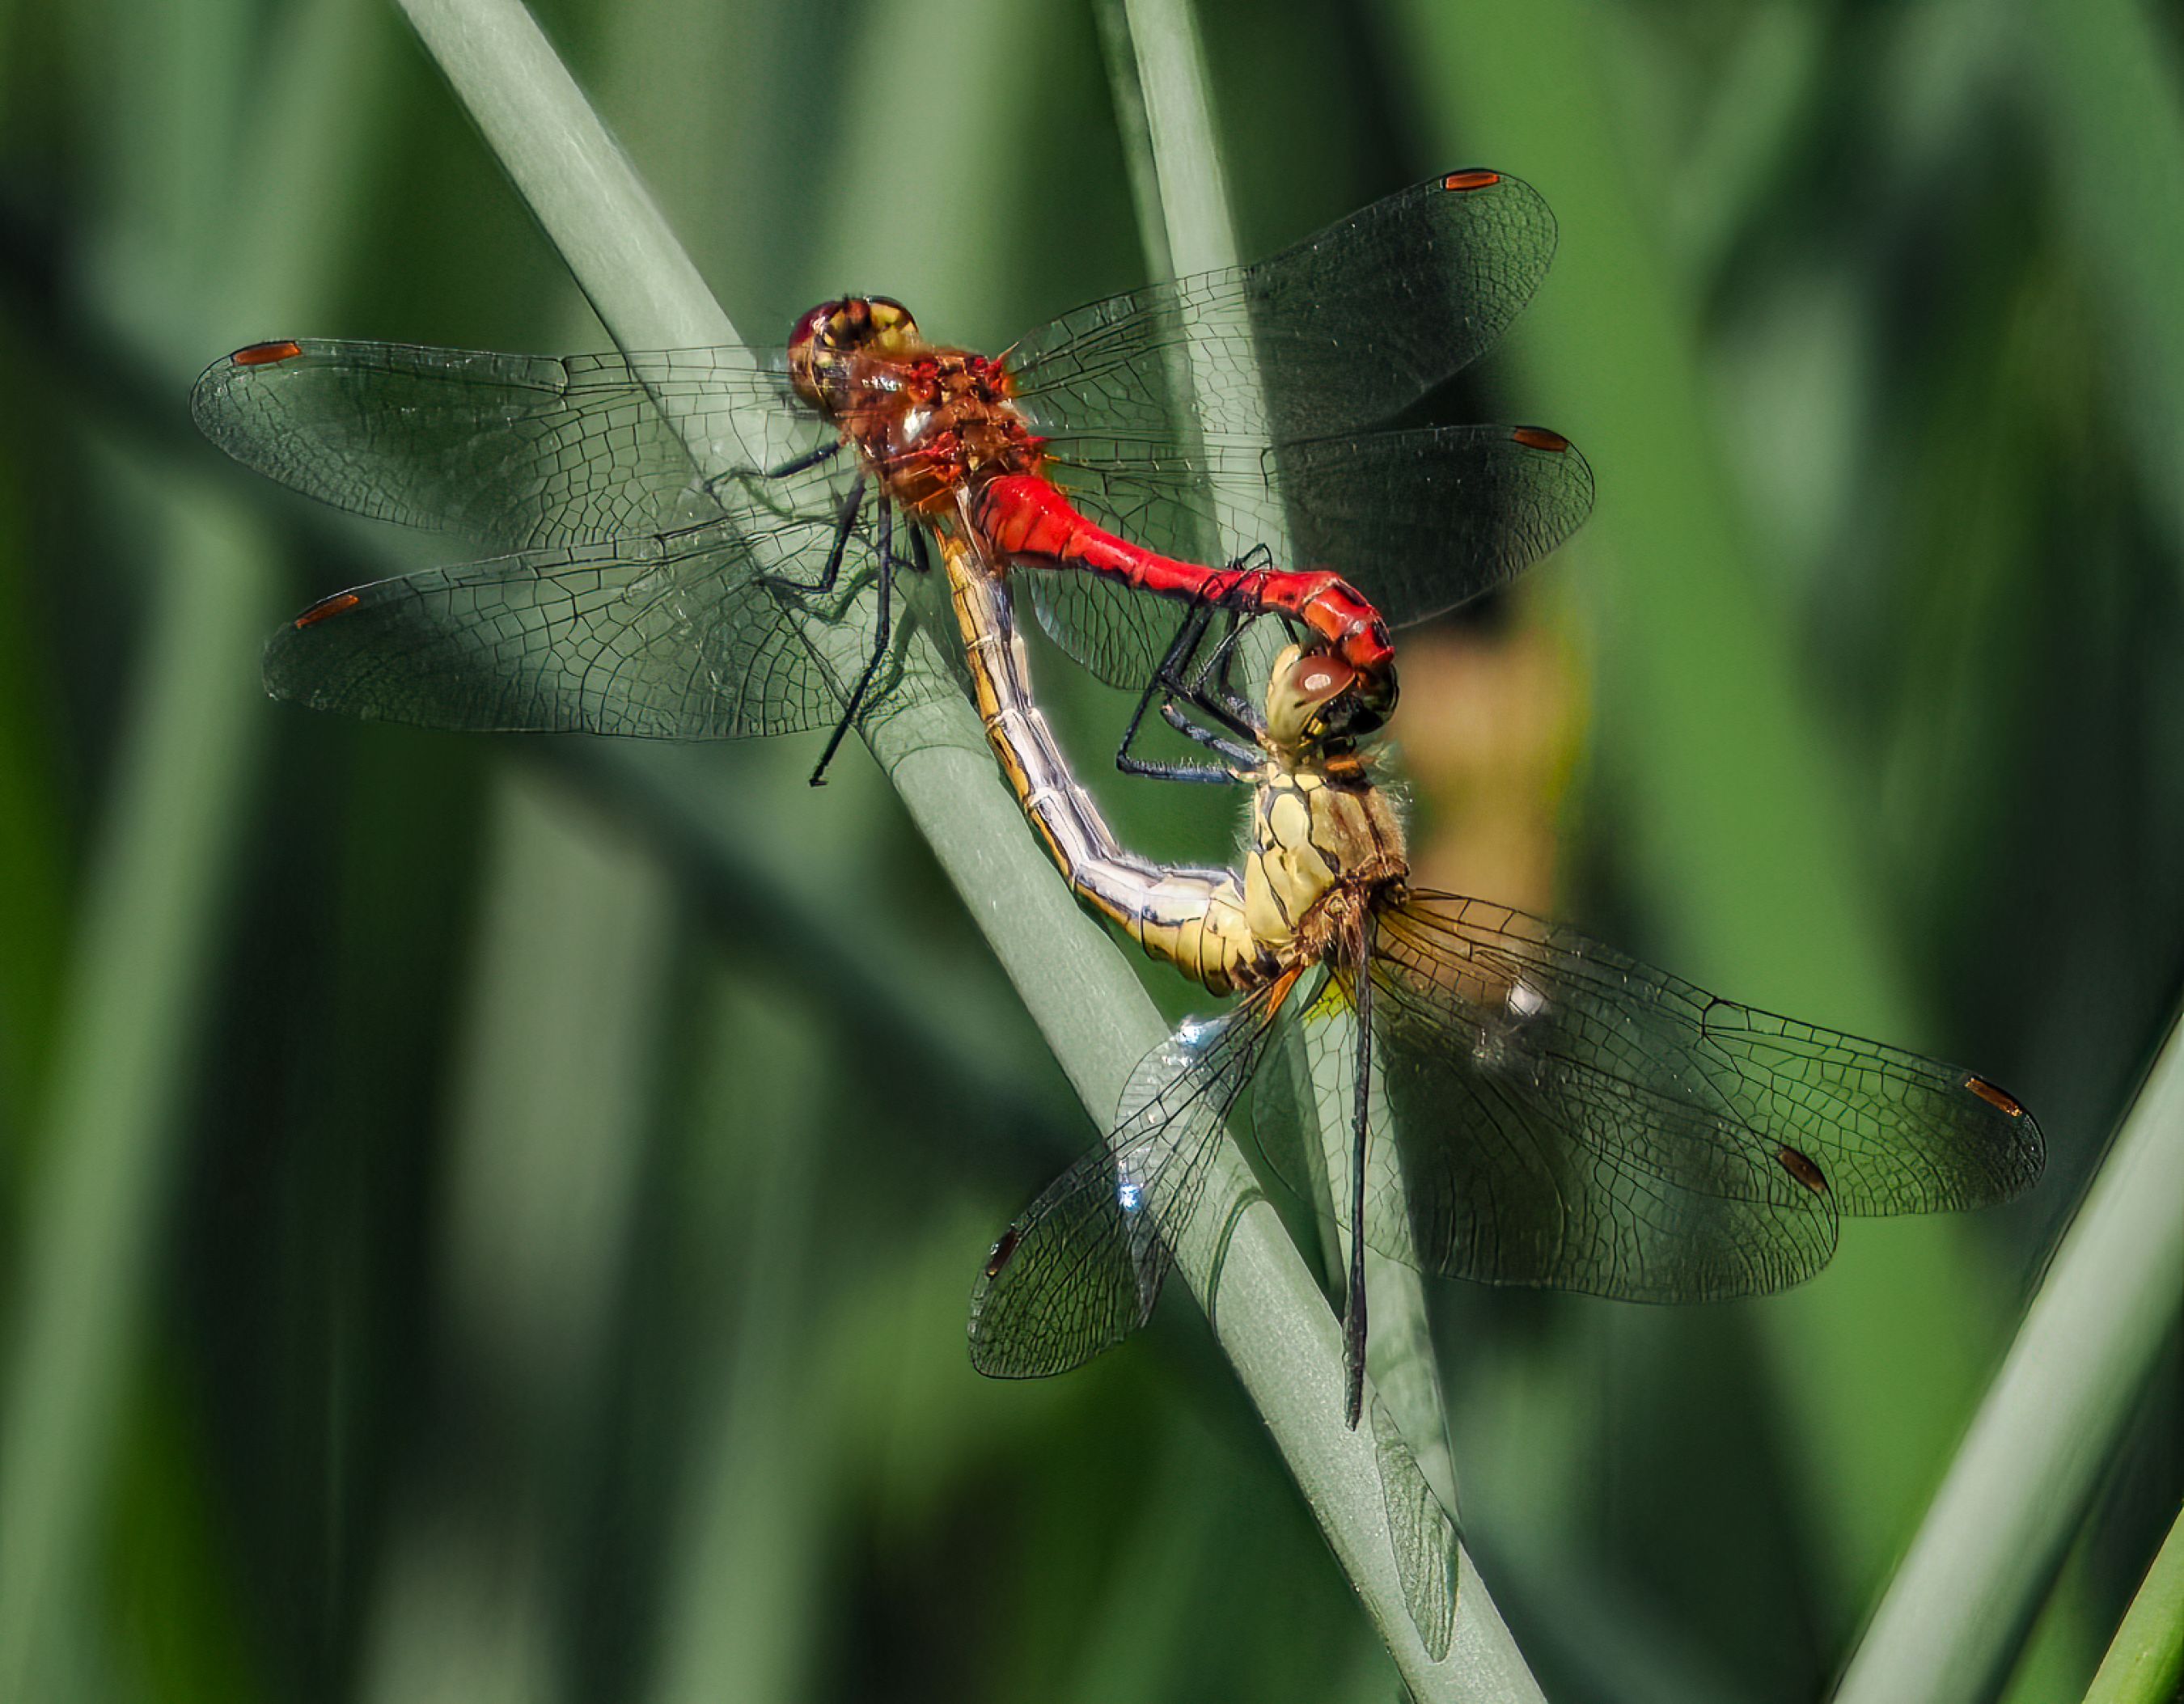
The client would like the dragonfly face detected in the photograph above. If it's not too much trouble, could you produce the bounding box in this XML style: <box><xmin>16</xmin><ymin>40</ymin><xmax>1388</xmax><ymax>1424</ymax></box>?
<box><xmin>1265</xmin><ymin>644</ymin><xmax>1370</xmax><ymax>761</ymax></box>
<box><xmin>785</xmin><ymin>294</ymin><xmax>923</xmax><ymax>411</ymax></box>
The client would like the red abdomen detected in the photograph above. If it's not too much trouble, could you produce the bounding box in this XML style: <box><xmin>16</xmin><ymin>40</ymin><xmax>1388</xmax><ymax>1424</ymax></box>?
<box><xmin>972</xmin><ymin>473</ymin><xmax>1396</xmax><ymax>686</ymax></box>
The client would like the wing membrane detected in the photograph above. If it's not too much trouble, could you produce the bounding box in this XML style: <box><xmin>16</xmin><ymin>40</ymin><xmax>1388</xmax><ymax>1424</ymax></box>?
<box><xmin>1024</xmin><ymin>426</ymin><xmax>1595</xmax><ymax>687</ymax></box>
<box><xmin>967</xmin><ymin>989</ymin><xmax>1291</xmax><ymax>1377</ymax></box>
<box><xmin>1305</xmin><ymin>895</ymin><xmax>2046</xmax><ymax>1300</ymax></box>
<box><xmin>192</xmin><ymin>339</ymin><xmax>830</xmax><ymax>551</ymax></box>
<box><xmin>261</xmin><ymin>514</ymin><xmax>944</xmax><ymax>739</ymax></box>
<box><xmin>1006</xmin><ymin>170</ymin><xmax>1558</xmax><ymax>445</ymax></box>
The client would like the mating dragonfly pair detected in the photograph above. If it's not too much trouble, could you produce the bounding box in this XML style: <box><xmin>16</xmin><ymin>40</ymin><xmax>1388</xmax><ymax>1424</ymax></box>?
<box><xmin>194</xmin><ymin>168</ymin><xmax>2042</xmax><ymax>1429</ymax></box>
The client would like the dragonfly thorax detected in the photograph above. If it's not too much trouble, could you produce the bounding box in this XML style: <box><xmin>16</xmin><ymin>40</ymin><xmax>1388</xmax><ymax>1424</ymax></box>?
<box><xmin>1243</xmin><ymin>757</ymin><xmax>1407</xmax><ymax>967</ymax></box>
<box><xmin>1248</xmin><ymin>645</ymin><xmax>1408</xmax><ymax>963</ymax></box>
<box><xmin>788</xmin><ymin>299</ymin><xmax>1045</xmax><ymax>517</ymax></box>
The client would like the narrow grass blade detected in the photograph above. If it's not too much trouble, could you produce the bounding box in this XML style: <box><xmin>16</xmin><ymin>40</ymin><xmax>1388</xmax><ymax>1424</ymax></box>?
<box><xmin>0</xmin><ymin>0</ymin><xmax>379</xmax><ymax>1690</ymax></box>
<box><xmin>1835</xmin><ymin>1010</ymin><xmax>2184</xmax><ymax>1704</ymax></box>
<box><xmin>359</xmin><ymin>768</ymin><xmax>673</xmax><ymax>1703</ymax></box>
<box><xmin>0</xmin><ymin>491</ymin><xmax>273</xmax><ymax>1702</ymax></box>
<box><xmin>1108</xmin><ymin>0</ymin><xmax>1462</xmax><ymax>1542</ymax></box>
<box><xmin>2082</xmin><ymin>1502</ymin><xmax>2184</xmax><ymax>1704</ymax></box>
<box><xmin>392</xmin><ymin>0</ymin><xmax>1520</xmax><ymax>1689</ymax></box>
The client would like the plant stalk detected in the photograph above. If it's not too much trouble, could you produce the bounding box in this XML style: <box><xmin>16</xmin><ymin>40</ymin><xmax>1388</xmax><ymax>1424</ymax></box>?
<box><xmin>1835</xmin><ymin>1009</ymin><xmax>2184</xmax><ymax>1704</ymax></box>
<box><xmin>394</xmin><ymin>0</ymin><xmax>1537</xmax><ymax>1689</ymax></box>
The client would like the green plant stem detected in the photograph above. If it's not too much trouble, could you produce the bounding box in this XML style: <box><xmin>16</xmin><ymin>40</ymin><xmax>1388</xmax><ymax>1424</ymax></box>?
<box><xmin>2082</xmin><ymin>1503</ymin><xmax>2184</xmax><ymax>1704</ymax></box>
<box><xmin>394</xmin><ymin>0</ymin><xmax>1533</xmax><ymax>1690</ymax></box>
<box><xmin>1109</xmin><ymin>0</ymin><xmax>1459</xmax><ymax>1524</ymax></box>
<box><xmin>1835</xmin><ymin>1010</ymin><xmax>2184</xmax><ymax>1704</ymax></box>
<box><xmin>360</xmin><ymin>769</ymin><xmax>675</xmax><ymax>1703</ymax></box>
<box><xmin>0</xmin><ymin>0</ymin><xmax>373</xmax><ymax>1690</ymax></box>
<box><xmin>648</xmin><ymin>974</ymin><xmax>834</xmax><ymax>1704</ymax></box>
<box><xmin>0</xmin><ymin>493</ymin><xmax>271</xmax><ymax>1701</ymax></box>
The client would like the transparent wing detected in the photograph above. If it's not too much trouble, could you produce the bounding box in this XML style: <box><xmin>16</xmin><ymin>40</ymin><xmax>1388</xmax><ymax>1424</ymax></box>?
<box><xmin>1023</xmin><ymin>425</ymin><xmax>1595</xmax><ymax>686</ymax></box>
<box><xmin>192</xmin><ymin>339</ymin><xmax>833</xmax><ymax>551</ymax></box>
<box><xmin>967</xmin><ymin>986</ymin><xmax>1293</xmax><ymax>1378</ymax></box>
<box><xmin>1277</xmin><ymin>895</ymin><xmax>2045</xmax><ymax>1300</ymax></box>
<box><xmin>1005</xmin><ymin>169</ymin><xmax>1558</xmax><ymax>445</ymax></box>
<box><xmin>260</xmin><ymin>513</ymin><xmax>944</xmax><ymax>739</ymax></box>
<box><xmin>1369</xmin><ymin>1395</ymin><xmax>1458</xmax><ymax>1664</ymax></box>
<box><xmin>1016</xmin><ymin>566</ymin><xmax>1196</xmax><ymax>696</ymax></box>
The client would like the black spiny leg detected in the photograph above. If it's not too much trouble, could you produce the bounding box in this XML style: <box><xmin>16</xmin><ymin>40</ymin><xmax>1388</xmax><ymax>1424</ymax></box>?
<box><xmin>1179</xmin><ymin>607</ymin><xmax>1276</xmax><ymax>743</ymax></box>
<box><xmin>1151</xmin><ymin>615</ymin><xmax>1268</xmax><ymax>759</ymax></box>
<box><xmin>772</xmin><ymin>475</ymin><xmax>865</xmax><ymax>598</ymax></box>
<box><xmin>702</xmin><ymin>438</ymin><xmax>844</xmax><ymax>510</ymax></box>
<box><xmin>1343</xmin><ymin>912</ymin><xmax>1378</xmax><ymax>1431</ymax></box>
<box><xmin>1117</xmin><ymin>604</ymin><xmax>1243</xmax><ymax>784</ymax></box>
<box><xmin>764</xmin><ymin>440</ymin><xmax>844</xmax><ymax>480</ymax></box>
<box><xmin>1157</xmin><ymin>700</ymin><xmax>1261</xmax><ymax>770</ymax></box>
<box><xmin>808</xmin><ymin>497</ymin><xmax>898</xmax><ymax>787</ymax></box>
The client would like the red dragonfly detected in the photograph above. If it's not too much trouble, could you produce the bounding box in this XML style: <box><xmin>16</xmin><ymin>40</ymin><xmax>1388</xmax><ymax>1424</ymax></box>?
<box><xmin>193</xmin><ymin>169</ymin><xmax>1593</xmax><ymax>779</ymax></box>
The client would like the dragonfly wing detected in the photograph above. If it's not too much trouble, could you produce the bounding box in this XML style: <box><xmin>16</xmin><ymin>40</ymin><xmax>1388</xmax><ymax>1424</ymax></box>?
<box><xmin>263</xmin><ymin>514</ymin><xmax>939</xmax><ymax>739</ymax></box>
<box><xmin>967</xmin><ymin>988</ymin><xmax>1289</xmax><ymax>1378</ymax></box>
<box><xmin>1007</xmin><ymin>169</ymin><xmax>1557</xmax><ymax>444</ymax></box>
<box><xmin>1343</xmin><ymin>896</ymin><xmax>2043</xmax><ymax>1300</ymax></box>
<box><xmin>1015</xmin><ymin>566</ymin><xmax>1197</xmax><ymax>693</ymax></box>
<box><xmin>1369</xmin><ymin>1395</ymin><xmax>1458</xmax><ymax>1664</ymax></box>
<box><xmin>1268</xmin><ymin>427</ymin><xmax>1594</xmax><ymax>624</ymax></box>
<box><xmin>193</xmin><ymin>340</ymin><xmax>832</xmax><ymax>550</ymax></box>
<box><xmin>1030</xmin><ymin>424</ymin><xmax>1594</xmax><ymax>656</ymax></box>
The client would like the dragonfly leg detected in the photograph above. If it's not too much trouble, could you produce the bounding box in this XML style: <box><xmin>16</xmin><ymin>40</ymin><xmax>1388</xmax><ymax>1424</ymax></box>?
<box><xmin>761</xmin><ymin>439</ymin><xmax>844</xmax><ymax>480</ymax></box>
<box><xmin>702</xmin><ymin>439</ymin><xmax>844</xmax><ymax>509</ymax></box>
<box><xmin>1117</xmin><ymin>604</ymin><xmax>1209</xmax><ymax>763</ymax></box>
<box><xmin>1185</xmin><ymin>608</ymin><xmax>1281</xmax><ymax>741</ymax></box>
<box><xmin>1169</xmin><ymin>625</ymin><xmax>1272</xmax><ymax>746</ymax></box>
<box><xmin>769</xmin><ymin>475</ymin><xmax>865</xmax><ymax>598</ymax></box>
<box><xmin>807</xmin><ymin>497</ymin><xmax>897</xmax><ymax>787</ymax></box>
<box><xmin>878</xmin><ymin>520</ymin><xmax>927</xmax><ymax>581</ymax></box>
<box><xmin>1116</xmin><ymin>606</ymin><xmax>1244</xmax><ymax>783</ymax></box>
<box><xmin>1117</xmin><ymin>754</ymin><xmax>1250</xmax><ymax>784</ymax></box>
<box><xmin>1343</xmin><ymin>912</ymin><xmax>1378</xmax><ymax>1431</ymax></box>
<box><xmin>1154</xmin><ymin>702</ymin><xmax>1260</xmax><ymax>771</ymax></box>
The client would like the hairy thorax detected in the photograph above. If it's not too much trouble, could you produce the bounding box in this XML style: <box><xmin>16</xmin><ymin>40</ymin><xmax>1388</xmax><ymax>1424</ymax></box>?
<box><xmin>1244</xmin><ymin>759</ymin><xmax>1408</xmax><ymax>970</ymax></box>
<box><xmin>820</xmin><ymin>346</ymin><xmax>1045</xmax><ymax>517</ymax></box>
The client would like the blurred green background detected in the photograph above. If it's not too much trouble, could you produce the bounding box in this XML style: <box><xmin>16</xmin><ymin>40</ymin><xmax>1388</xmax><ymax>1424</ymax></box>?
<box><xmin>0</xmin><ymin>0</ymin><xmax>2178</xmax><ymax>1698</ymax></box>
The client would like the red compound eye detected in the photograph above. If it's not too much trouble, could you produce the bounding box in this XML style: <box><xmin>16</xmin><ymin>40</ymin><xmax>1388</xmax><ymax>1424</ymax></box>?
<box><xmin>1295</xmin><ymin>653</ymin><xmax>1357</xmax><ymax>704</ymax></box>
<box><xmin>787</xmin><ymin>301</ymin><xmax>837</xmax><ymax>352</ymax></box>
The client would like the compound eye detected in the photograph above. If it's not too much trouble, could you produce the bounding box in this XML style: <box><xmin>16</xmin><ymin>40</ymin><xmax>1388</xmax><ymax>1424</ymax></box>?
<box><xmin>1291</xmin><ymin>651</ymin><xmax>1357</xmax><ymax>710</ymax></box>
<box><xmin>866</xmin><ymin>295</ymin><xmax>920</xmax><ymax>341</ymax></box>
<box><xmin>787</xmin><ymin>299</ymin><xmax>839</xmax><ymax>353</ymax></box>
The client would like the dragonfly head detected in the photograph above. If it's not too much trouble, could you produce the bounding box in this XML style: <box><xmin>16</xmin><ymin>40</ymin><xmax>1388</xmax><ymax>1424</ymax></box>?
<box><xmin>1265</xmin><ymin>643</ymin><xmax>1382</xmax><ymax>763</ymax></box>
<box><xmin>788</xmin><ymin>296</ymin><xmax>923</xmax><ymax>408</ymax></box>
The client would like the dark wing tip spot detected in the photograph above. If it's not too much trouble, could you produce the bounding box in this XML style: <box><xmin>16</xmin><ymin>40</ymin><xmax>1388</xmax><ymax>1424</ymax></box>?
<box><xmin>1441</xmin><ymin>169</ymin><xmax>1502</xmax><ymax>192</ymax></box>
<box><xmin>981</xmin><ymin>1226</ymin><xmax>1022</xmax><ymax>1280</ymax></box>
<box><xmin>1964</xmin><ymin>1076</ymin><xmax>2026</xmax><ymax>1118</ymax></box>
<box><xmin>292</xmin><ymin>591</ymin><xmax>362</xmax><ymax>629</ymax></box>
<box><xmin>1510</xmin><ymin>425</ymin><xmax>1571</xmax><ymax>452</ymax></box>
<box><xmin>1776</xmin><ymin>1144</ymin><xmax>1829</xmax><ymax>1196</ymax></box>
<box><xmin>232</xmin><ymin>339</ymin><xmax>305</xmax><ymax>367</ymax></box>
